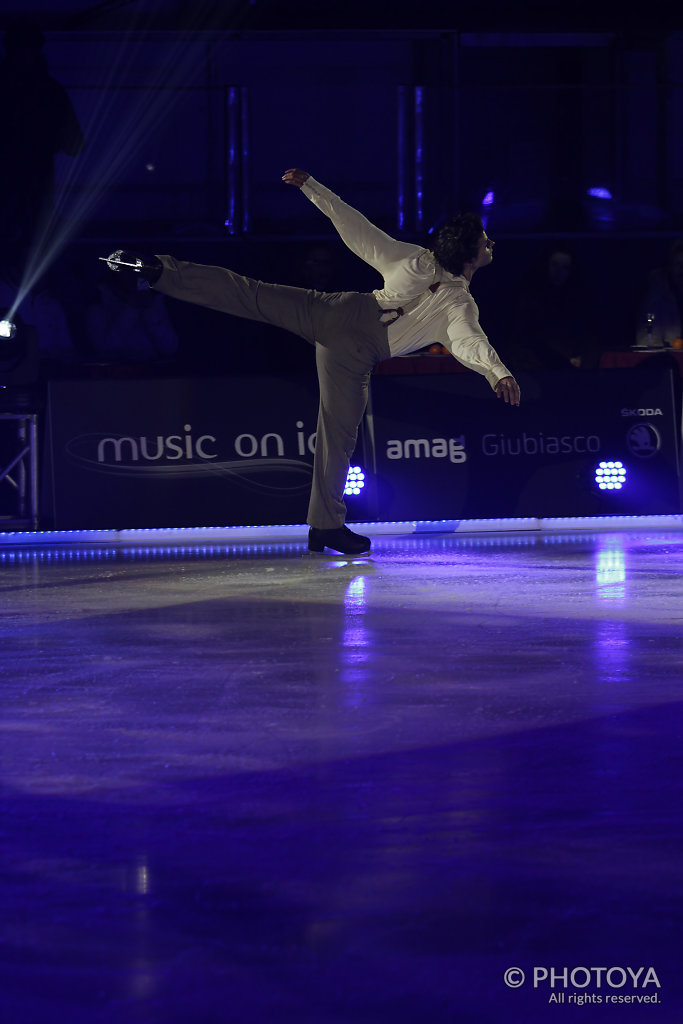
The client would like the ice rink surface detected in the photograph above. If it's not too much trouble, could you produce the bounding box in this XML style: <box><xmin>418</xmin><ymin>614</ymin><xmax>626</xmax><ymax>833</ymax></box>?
<box><xmin>1</xmin><ymin>528</ymin><xmax>682</xmax><ymax>1022</ymax></box>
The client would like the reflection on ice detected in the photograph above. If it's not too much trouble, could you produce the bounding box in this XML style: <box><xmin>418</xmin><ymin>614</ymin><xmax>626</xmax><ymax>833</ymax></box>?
<box><xmin>595</xmin><ymin>538</ymin><xmax>627</xmax><ymax>601</ymax></box>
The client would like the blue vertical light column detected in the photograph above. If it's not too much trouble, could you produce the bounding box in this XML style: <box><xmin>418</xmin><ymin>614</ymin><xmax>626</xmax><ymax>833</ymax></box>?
<box><xmin>397</xmin><ymin>85</ymin><xmax>425</xmax><ymax>234</ymax></box>
<box><xmin>225</xmin><ymin>86</ymin><xmax>249</xmax><ymax>234</ymax></box>
<box><xmin>225</xmin><ymin>86</ymin><xmax>238</xmax><ymax>234</ymax></box>
<box><xmin>397</xmin><ymin>85</ymin><xmax>408</xmax><ymax>232</ymax></box>
<box><xmin>240</xmin><ymin>86</ymin><xmax>250</xmax><ymax>233</ymax></box>
<box><xmin>414</xmin><ymin>86</ymin><xmax>424</xmax><ymax>233</ymax></box>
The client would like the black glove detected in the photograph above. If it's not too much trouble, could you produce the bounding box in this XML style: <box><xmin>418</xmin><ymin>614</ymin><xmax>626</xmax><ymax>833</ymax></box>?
<box><xmin>101</xmin><ymin>249</ymin><xmax>163</xmax><ymax>285</ymax></box>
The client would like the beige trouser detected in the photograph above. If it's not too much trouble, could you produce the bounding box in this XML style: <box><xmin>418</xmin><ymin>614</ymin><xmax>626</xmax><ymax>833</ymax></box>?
<box><xmin>153</xmin><ymin>256</ymin><xmax>391</xmax><ymax>528</ymax></box>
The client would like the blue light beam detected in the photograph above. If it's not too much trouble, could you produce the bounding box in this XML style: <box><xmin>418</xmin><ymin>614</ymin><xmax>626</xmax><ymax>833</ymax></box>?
<box><xmin>7</xmin><ymin>11</ymin><xmax>218</xmax><ymax>323</ymax></box>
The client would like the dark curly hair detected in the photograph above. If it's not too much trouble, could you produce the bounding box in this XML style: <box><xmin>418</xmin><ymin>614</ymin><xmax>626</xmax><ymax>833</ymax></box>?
<box><xmin>431</xmin><ymin>213</ymin><xmax>485</xmax><ymax>276</ymax></box>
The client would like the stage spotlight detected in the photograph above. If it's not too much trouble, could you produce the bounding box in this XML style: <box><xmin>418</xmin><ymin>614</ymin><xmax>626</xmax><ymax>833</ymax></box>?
<box><xmin>0</xmin><ymin>315</ymin><xmax>39</xmax><ymax>396</ymax></box>
<box><xmin>344</xmin><ymin>466</ymin><xmax>365</xmax><ymax>497</ymax></box>
<box><xmin>595</xmin><ymin>461</ymin><xmax>627</xmax><ymax>490</ymax></box>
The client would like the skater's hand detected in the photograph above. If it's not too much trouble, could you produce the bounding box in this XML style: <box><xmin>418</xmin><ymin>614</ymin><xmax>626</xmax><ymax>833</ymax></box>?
<box><xmin>495</xmin><ymin>376</ymin><xmax>521</xmax><ymax>406</ymax></box>
<box><xmin>282</xmin><ymin>168</ymin><xmax>310</xmax><ymax>188</ymax></box>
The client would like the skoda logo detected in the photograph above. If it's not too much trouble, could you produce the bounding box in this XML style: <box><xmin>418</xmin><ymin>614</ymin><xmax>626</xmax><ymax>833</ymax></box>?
<box><xmin>626</xmin><ymin>422</ymin><xmax>661</xmax><ymax>459</ymax></box>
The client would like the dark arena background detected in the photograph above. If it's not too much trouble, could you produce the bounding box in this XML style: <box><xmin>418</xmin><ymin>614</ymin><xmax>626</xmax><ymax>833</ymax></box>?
<box><xmin>1</xmin><ymin>2</ymin><xmax>682</xmax><ymax>1022</ymax></box>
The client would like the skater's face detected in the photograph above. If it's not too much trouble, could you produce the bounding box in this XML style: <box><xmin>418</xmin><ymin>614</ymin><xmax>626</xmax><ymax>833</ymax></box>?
<box><xmin>472</xmin><ymin>232</ymin><xmax>495</xmax><ymax>271</ymax></box>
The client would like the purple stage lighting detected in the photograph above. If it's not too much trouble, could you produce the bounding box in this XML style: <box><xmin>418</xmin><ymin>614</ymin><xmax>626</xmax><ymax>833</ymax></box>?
<box><xmin>344</xmin><ymin>466</ymin><xmax>365</xmax><ymax>497</ymax></box>
<box><xmin>587</xmin><ymin>187</ymin><xmax>613</xmax><ymax>200</ymax></box>
<box><xmin>482</xmin><ymin>191</ymin><xmax>495</xmax><ymax>207</ymax></box>
<box><xmin>595</xmin><ymin>461</ymin><xmax>627</xmax><ymax>490</ymax></box>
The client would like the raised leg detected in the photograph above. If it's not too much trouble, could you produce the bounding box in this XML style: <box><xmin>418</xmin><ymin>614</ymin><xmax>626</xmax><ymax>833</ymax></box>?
<box><xmin>152</xmin><ymin>256</ymin><xmax>319</xmax><ymax>343</ymax></box>
<box><xmin>151</xmin><ymin>257</ymin><xmax>391</xmax><ymax>530</ymax></box>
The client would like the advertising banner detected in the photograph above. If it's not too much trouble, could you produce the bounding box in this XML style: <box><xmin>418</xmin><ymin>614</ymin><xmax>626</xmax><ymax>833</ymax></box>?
<box><xmin>45</xmin><ymin>376</ymin><xmax>327</xmax><ymax>529</ymax></box>
<box><xmin>367</xmin><ymin>368</ymin><xmax>680</xmax><ymax>520</ymax></box>
<box><xmin>44</xmin><ymin>368</ymin><xmax>680</xmax><ymax>529</ymax></box>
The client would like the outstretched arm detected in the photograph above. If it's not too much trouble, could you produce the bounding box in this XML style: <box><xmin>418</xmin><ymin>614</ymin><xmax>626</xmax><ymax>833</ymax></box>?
<box><xmin>446</xmin><ymin>300</ymin><xmax>521</xmax><ymax>405</ymax></box>
<box><xmin>282</xmin><ymin>167</ymin><xmax>428</xmax><ymax>285</ymax></box>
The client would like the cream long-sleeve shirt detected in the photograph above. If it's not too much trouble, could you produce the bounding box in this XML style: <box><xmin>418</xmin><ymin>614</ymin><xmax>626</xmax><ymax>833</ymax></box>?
<box><xmin>302</xmin><ymin>176</ymin><xmax>514</xmax><ymax>390</ymax></box>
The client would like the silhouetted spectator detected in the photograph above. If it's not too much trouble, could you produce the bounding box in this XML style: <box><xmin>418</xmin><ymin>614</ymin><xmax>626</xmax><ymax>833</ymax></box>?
<box><xmin>0</xmin><ymin>18</ymin><xmax>84</xmax><ymax>274</ymax></box>
<box><xmin>298</xmin><ymin>243</ymin><xmax>338</xmax><ymax>291</ymax></box>
<box><xmin>635</xmin><ymin>239</ymin><xmax>683</xmax><ymax>348</ymax></box>
<box><xmin>85</xmin><ymin>275</ymin><xmax>178</xmax><ymax>364</ymax></box>
<box><xmin>513</xmin><ymin>247</ymin><xmax>599</xmax><ymax>370</ymax></box>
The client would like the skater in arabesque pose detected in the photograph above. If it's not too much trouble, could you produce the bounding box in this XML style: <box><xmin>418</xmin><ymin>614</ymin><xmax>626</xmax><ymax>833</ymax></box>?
<box><xmin>103</xmin><ymin>167</ymin><xmax>520</xmax><ymax>555</ymax></box>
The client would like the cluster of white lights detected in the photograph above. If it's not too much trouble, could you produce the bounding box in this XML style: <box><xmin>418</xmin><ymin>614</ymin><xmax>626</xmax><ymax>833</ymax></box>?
<box><xmin>595</xmin><ymin>461</ymin><xmax>627</xmax><ymax>490</ymax></box>
<box><xmin>344</xmin><ymin>466</ymin><xmax>365</xmax><ymax>496</ymax></box>
<box><xmin>0</xmin><ymin>319</ymin><xmax>17</xmax><ymax>339</ymax></box>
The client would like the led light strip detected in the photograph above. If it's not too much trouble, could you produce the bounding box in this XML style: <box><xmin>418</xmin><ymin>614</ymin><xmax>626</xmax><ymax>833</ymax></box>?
<box><xmin>1</xmin><ymin>514</ymin><xmax>682</xmax><ymax>549</ymax></box>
